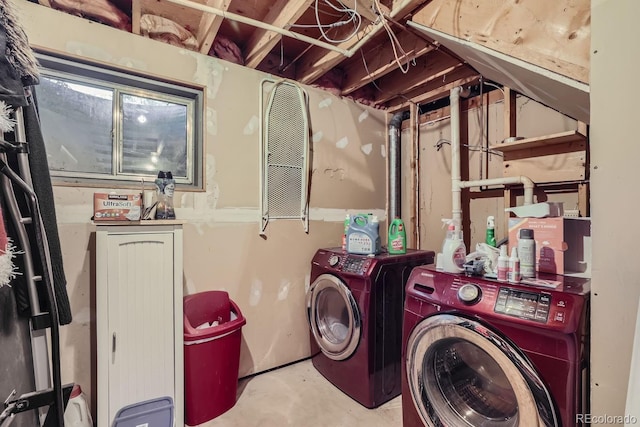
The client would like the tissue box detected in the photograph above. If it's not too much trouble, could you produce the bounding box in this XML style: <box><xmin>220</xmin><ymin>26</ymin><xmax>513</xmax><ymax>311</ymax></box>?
<box><xmin>93</xmin><ymin>193</ymin><xmax>142</xmax><ymax>221</ymax></box>
<box><xmin>508</xmin><ymin>217</ymin><xmax>591</xmax><ymax>277</ymax></box>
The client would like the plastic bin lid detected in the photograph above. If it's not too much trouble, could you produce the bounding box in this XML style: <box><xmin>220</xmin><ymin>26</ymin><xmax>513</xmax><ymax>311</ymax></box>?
<box><xmin>112</xmin><ymin>396</ymin><xmax>174</xmax><ymax>427</ymax></box>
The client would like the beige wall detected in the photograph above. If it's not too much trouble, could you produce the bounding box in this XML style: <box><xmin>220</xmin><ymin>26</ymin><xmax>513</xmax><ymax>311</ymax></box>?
<box><xmin>401</xmin><ymin>94</ymin><xmax>578</xmax><ymax>253</ymax></box>
<box><xmin>590</xmin><ymin>0</ymin><xmax>640</xmax><ymax>419</ymax></box>
<box><xmin>14</xmin><ymin>0</ymin><xmax>387</xmax><ymax>414</ymax></box>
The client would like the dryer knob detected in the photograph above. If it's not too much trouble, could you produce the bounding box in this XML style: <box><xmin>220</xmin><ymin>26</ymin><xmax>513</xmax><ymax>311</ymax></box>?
<box><xmin>458</xmin><ymin>283</ymin><xmax>481</xmax><ymax>304</ymax></box>
<box><xmin>328</xmin><ymin>255</ymin><xmax>340</xmax><ymax>267</ymax></box>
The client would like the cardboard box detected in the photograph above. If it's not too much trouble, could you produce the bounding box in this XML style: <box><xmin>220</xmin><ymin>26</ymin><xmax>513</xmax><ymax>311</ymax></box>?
<box><xmin>94</xmin><ymin>193</ymin><xmax>142</xmax><ymax>221</ymax></box>
<box><xmin>508</xmin><ymin>217</ymin><xmax>591</xmax><ymax>277</ymax></box>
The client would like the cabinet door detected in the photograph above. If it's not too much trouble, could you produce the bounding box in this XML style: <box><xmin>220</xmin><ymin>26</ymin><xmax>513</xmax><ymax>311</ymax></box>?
<box><xmin>106</xmin><ymin>232</ymin><xmax>176</xmax><ymax>423</ymax></box>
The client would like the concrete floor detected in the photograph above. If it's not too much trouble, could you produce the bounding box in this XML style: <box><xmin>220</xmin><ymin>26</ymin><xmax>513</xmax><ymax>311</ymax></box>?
<box><xmin>197</xmin><ymin>359</ymin><xmax>402</xmax><ymax>427</ymax></box>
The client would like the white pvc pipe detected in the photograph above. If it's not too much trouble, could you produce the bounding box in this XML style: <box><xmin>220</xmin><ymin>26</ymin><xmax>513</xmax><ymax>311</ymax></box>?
<box><xmin>460</xmin><ymin>177</ymin><xmax>535</xmax><ymax>205</ymax></box>
<box><xmin>449</xmin><ymin>86</ymin><xmax>535</xmax><ymax>227</ymax></box>
<box><xmin>164</xmin><ymin>0</ymin><xmax>352</xmax><ymax>57</ymax></box>
<box><xmin>450</xmin><ymin>86</ymin><xmax>463</xmax><ymax>226</ymax></box>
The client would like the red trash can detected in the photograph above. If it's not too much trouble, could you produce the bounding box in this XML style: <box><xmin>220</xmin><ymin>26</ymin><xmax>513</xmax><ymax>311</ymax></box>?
<box><xmin>183</xmin><ymin>291</ymin><xmax>246</xmax><ymax>426</ymax></box>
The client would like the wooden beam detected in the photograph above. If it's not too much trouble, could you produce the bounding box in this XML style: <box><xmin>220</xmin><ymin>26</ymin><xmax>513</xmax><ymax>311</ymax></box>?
<box><xmin>244</xmin><ymin>0</ymin><xmax>314</xmax><ymax>68</ymax></box>
<box><xmin>409</xmin><ymin>101</ymin><xmax>419</xmax><ymax>249</ymax></box>
<box><xmin>504</xmin><ymin>86</ymin><xmax>516</xmax><ymax>138</ymax></box>
<box><xmin>131</xmin><ymin>0</ymin><xmax>142</xmax><ymax>34</ymax></box>
<box><xmin>341</xmin><ymin>33</ymin><xmax>435</xmax><ymax>95</ymax></box>
<box><xmin>387</xmin><ymin>66</ymin><xmax>479</xmax><ymax>112</ymax></box>
<box><xmin>295</xmin><ymin>0</ymin><xmax>426</xmax><ymax>84</ymax></box>
<box><xmin>340</xmin><ymin>0</ymin><xmax>389</xmax><ymax>22</ymax></box>
<box><xmin>402</xmin><ymin>89</ymin><xmax>504</xmax><ymax>129</ymax></box>
<box><xmin>578</xmin><ymin>183</ymin><xmax>589</xmax><ymax>217</ymax></box>
<box><xmin>196</xmin><ymin>0</ymin><xmax>232</xmax><ymax>55</ymax></box>
<box><xmin>373</xmin><ymin>50</ymin><xmax>462</xmax><ymax>104</ymax></box>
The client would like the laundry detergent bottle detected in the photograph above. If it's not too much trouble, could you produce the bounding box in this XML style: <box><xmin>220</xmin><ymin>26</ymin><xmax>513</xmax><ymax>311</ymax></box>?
<box><xmin>388</xmin><ymin>218</ymin><xmax>407</xmax><ymax>254</ymax></box>
<box><xmin>346</xmin><ymin>214</ymin><xmax>381</xmax><ymax>255</ymax></box>
<box><xmin>441</xmin><ymin>219</ymin><xmax>466</xmax><ymax>273</ymax></box>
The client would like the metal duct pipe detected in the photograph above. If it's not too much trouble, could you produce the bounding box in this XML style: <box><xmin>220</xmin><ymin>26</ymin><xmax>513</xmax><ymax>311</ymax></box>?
<box><xmin>388</xmin><ymin>112</ymin><xmax>403</xmax><ymax>220</ymax></box>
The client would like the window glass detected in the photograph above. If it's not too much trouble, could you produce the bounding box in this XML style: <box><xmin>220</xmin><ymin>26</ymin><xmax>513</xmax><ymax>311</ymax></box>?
<box><xmin>34</xmin><ymin>53</ymin><xmax>203</xmax><ymax>189</ymax></box>
<box><xmin>121</xmin><ymin>94</ymin><xmax>188</xmax><ymax>177</ymax></box>
<box><xmin>37</xmin><ymin>76</ymin><xmax>113</xmax><ymax>174</ymax></box>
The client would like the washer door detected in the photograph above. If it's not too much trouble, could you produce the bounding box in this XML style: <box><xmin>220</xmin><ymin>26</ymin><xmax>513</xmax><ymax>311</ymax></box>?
<box><xmin>307</xmin><ymin>274</ymin><xmax>361</xmax><ymax>361</ymax></box>
<box><xmin>406</xmin><ymin>314</ymin><xmax>558</xmax><ymax>427</ymax></box>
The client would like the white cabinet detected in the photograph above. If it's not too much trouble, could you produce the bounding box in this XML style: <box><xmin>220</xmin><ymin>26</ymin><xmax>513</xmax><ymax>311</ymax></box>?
<box><xmin>96</xmin><ymin>222</ymin><xmax>183</xmax><ymax>427</ymax></box>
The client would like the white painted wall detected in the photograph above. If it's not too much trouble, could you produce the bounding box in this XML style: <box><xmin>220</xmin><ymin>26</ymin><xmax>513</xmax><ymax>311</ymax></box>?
<box><xmin>591</xmin><ymin>0</ymin><xmax>640</xmax><ymax>420</ymax></box>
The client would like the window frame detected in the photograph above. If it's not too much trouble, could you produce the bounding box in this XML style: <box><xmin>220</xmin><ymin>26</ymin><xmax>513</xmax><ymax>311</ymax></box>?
<box><xmin>34</xmin><ymin>51</ymin><xmax>205</xmax><ymax>191</ymax></box>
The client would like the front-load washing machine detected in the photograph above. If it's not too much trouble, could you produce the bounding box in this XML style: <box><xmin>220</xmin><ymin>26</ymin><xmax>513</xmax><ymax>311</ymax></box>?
<box><xmin>402</xmin><ymin>266</ymin><xmax>590</xmax><ymax>427</ymax></box>
<box><xmin>307</xmin><ymin>247</ymin><xmax>434</xmax><ymax>408</ymax></box>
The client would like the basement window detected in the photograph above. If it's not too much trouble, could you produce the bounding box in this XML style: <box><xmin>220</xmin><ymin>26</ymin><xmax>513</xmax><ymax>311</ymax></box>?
<box><xmin>33</xmin><ymin>53</ymin><xmax>204</xmax><ymax>189</ymax></box>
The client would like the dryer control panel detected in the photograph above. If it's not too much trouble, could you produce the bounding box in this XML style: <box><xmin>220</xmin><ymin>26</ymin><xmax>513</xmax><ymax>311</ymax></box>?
<box><xmin>341</xmin><ymin>256</ymin><xmax>372</xmax><ymax>275</ymax></box>
<box><xmin>321</xmin><ymin>253</ymin><xmax>371</xmax><ymax>275</ymax></box>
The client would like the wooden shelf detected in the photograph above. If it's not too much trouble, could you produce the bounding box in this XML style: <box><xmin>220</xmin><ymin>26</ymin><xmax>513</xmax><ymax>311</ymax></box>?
<box><xmin>492</xmin><ymin>130</ymin><xmax>587</xmax><ymax>153</ymax></box>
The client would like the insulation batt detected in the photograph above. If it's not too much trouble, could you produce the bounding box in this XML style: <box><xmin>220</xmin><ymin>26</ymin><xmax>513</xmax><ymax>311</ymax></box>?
<box><xmin>211</xmin><ymin>35</ymin><xmax>244</xmax><ymax>65</ymax></box>
<box><xmin>44</xmin><ymin>0</ymin><xmax>131</xmax><ymax>31</ymax></box>
<box><xmin>140</xmin><ymin>14</ymin><xmax>198</xmax><ymax>51</ymax></box>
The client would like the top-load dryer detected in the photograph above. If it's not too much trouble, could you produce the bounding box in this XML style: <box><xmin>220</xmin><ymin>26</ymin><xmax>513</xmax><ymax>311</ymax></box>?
<box><xmin>402</xmin><ymin>266</ymin><xmax>590</xmax><ymax>427</ymax></box>
<box><xmin>307</xmin><ymin>248</ymin><xmax>434</xmax><ymax>408</ymax></box>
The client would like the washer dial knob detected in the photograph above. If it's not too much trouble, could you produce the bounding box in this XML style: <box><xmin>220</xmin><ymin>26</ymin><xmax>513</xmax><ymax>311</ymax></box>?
<box><xmin>458</xmin><ymin>283</ymin><xmax>481</xmax><ymax>304</ymax></box>
<box><xmin>328</xmin><ymin>255</ymin><xmax>340</xmax><ymax>267</ymax></box>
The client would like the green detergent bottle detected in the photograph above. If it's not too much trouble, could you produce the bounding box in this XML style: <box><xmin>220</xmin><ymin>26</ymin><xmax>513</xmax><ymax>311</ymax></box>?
<box><xmin>486</xmin><ymin>216</ymin><xmax>497</xmax><ymax>247</ymax></box>
<box><xmin>388</xmin><ymin>218</ymin><xmax>407</xmax><ymax>254</ymax></box>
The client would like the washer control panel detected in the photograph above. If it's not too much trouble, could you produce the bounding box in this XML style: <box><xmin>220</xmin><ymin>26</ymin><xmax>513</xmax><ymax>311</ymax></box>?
<box><xmin>494</xmin><ymin>287</ymin><xmax>551</xmax><ymax>323</ymax></box>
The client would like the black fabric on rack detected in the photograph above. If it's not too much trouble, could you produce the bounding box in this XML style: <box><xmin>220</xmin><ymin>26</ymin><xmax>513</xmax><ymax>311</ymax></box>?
<box><xmin>0</xmin><ymin>15</ymin><xmax>27</xmax><ymax>107</ymax></box>
<box><xmin>23</xmin><ymin>99</ymin><xmax>71</xmax><ymax>325</ymax></box>
<box><xmin>0</xmin><ymin>1</ymin><xmax>70</xmax><ymax>325</ymax></box>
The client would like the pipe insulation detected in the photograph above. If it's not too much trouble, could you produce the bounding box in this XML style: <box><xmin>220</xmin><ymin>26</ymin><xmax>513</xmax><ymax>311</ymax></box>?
<box><xmin>388</xmin><ymin>112</ymin><xmax>403</xmax><ymax>220</ymax></box>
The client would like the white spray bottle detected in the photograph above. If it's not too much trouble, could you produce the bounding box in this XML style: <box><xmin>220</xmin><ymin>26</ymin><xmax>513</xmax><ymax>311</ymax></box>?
<box><xmin>441</xmin><ymin>219</ymin><xmax>466</xmax><ymax>274</ymax></box>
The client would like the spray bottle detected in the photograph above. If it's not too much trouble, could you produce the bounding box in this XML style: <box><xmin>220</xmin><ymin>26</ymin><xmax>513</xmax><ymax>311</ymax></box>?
<box><xmin>441</xmin><ymin>219</ymin><xmax>466</xmax><ymax>273</ymax></box>
<box><xmin>486</xmin><ymin>216</ymin><xmax>497</xmax><ymax>247</ymax></box>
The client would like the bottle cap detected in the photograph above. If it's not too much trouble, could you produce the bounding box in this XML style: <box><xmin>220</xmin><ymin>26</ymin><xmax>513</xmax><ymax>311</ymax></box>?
<box><xmin>500</xmin><ymin>244</ymin><xmax>507</xmax><ymax>257</ymax></box>
<box><xmin>166</xmin><ymin>171</ymin><xmax>173</xmax><ymax>179</ymax></box>
<box><xmin>510</xmin><ymin>247</ymin><xmax>518</xmax><ymax>258</ymax></box>
<box><xmin>157</xmin><ymin>171</ymin><xmax>166</xmax><ymax>178</ymax></box>
<box><xmin>519</xmin><ymin>228</ymin><xmax>534</xmax><ymax>239</ymax></box>
<box><xmin>487</xmin><ymin>216</ymin><xmax>495</xmax><ymax>229</ymax></box>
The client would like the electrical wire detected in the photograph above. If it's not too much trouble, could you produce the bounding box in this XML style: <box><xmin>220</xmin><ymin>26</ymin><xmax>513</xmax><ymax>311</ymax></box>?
<box><xmin>483</xmin><ymin>81</ymin><xmax>505</xmax><ymax>95</ymax></box>
<box><xmin>314</xmin><ymin>0</ymin><xmax>362</xmax><ymax>43</ymax></box>
<box><xmin>372</xmin><ymin>0</ymin><xmax>410</xmax><ymax>74</ymax></box>
<box><xmin>434</xmin><ymin>138</ymin><xmax>504</xmax><ymax>157</ymax></box>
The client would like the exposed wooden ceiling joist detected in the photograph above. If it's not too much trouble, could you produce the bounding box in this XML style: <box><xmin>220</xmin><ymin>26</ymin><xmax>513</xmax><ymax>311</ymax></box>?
<box><xmin>244</xmin><ymin>0</ymin><xmax>313</xmax><ymax>68</ymax></box>
<box><xmin>373</xmin><ymin>50</ymin><xmax>462</xmax><ymax>103</ymax></box>
<box><xmin>340</xmin><ymin>31</ymin><xmax>435</xmax><ymax>95</ymax></box>
<box><xmin>196</xmin><ymin>0</ymin><xmax>232</xmax><ymax>54</ymax></box>
<box><xmin>387</xmin><ymin>65</ymin><xmax>480</xmax><ymax>111</ymax></box>
<box><xmin>295</xmin><ymin>0</ymin><xmax>428</xmax><ymax>84</ymax></box>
